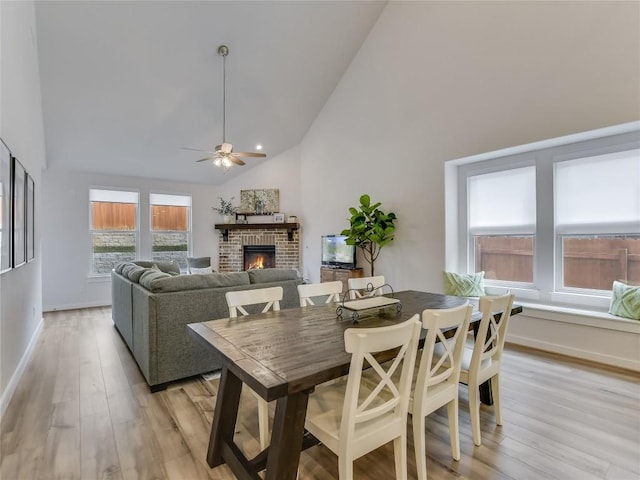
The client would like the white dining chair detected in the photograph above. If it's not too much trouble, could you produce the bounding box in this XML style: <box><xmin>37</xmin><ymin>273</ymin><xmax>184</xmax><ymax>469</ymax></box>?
<box><xmin>459</xmin><ymin>293</ymin><xmax>515</xmax><ymax>446</ymax></box>
<box><xmin>304</xmin><ymin>315</ymin><xmax>421</xmax><ymax>480</ymax></box>
<box><xmin>347</xmin><ymin>275</ymin><xmax>386</xmax><ymax>300</ymax></box>
<box><xmin>297</xmin><ymin>281</ymin><xmax>343</xmax><ymax>307</ymax></box>
<box><xmin>411</xmin><ymin>303</ymin><xmax>472</xmax><ymax>480</ymax></box>
<box><xmin>225</xmin><ymin>286</ymin><xmax>283</xmax><ymax>449</ymax></box>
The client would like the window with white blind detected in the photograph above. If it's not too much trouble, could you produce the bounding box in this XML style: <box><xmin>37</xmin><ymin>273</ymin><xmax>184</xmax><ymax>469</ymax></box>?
<box><xmin>90</xmin><ymin>189</ymin><xmax>139</xmax><ymax>275</ymax></box>
<box><xmin>468</xmin><ymin>166</ymin><xmax>536</xmax><ymax>284</ymax></box>
<box><xmin>555</xmin><ymin>150</ymin><xmax>640</xmax><ymax>293</ymax></box>
<box><xmin>150</xmin><ymin>193</ymin><xmax>191</xmax><ymax>271</ymax></box>
<box><xmin>449</xmin><ymin>122</ymin><xmax>640</xmax><ymax>309</ymax></box>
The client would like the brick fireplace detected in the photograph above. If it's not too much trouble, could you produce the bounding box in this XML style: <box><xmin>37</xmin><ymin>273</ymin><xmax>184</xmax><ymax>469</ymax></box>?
<box><xmin>217</xmin><ymin>225</ymin><xmax>300</xmax><ymax>272</ymax></box>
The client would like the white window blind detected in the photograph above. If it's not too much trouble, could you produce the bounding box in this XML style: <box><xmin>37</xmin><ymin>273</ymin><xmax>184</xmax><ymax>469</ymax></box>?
<box><xmin>555</xmin><ymin>149</ymin><xmax>640</xmax><ymax>233</ymax></box>
<box><xmin>468</xmin><ymin>166</ymin><xmax>536</xmax><ymax>234</ymax></box>
<box><xmin>90</xmin><ymin>189</ymin><xmax>138</xmax><ymax>204</ymax></box>
<box><xmin>149</xmin><ymin>193</ymin><xmax>191</xmax><ymax>207</ymax></box>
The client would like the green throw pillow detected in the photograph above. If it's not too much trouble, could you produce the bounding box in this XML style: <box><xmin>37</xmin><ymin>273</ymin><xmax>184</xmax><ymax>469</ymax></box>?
<box><xmin>443</xmin><ymin>271</ymin><xmax>485</xmax><ymax>297</ymax></box>
<box><xmin>609</xmin><ymin>281</ymin><xmax>640</xmax><ymax>320</ymax></box>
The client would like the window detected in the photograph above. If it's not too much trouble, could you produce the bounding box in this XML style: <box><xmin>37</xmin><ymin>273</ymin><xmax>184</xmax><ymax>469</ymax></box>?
<box><xmin>90</xmin><ymin>189</ymin><xmax>139</xmax><ymax>274</ymax></box>
<box><xmin>468</xmin><ymin>166</ymin><xmax>536</xmax><ymax>284</ymax></box>
<box><xmin>555</xmin><ymin>150</ymin><xmax>640</xmax><ymax>292</ymax></box>
<box><xmin>448</xmin><ymin>122</ymin><xmax>640</xmax><ymax>309</ymax></box>
<box><xmin>150</xmin><ymin>193</ymin><xmax>191</xmax><ymax>271</ymax></box>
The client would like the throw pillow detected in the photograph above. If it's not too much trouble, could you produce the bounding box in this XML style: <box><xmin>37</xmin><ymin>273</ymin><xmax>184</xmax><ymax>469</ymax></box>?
<box><xmin>609</xmin><ymin>281</ymin><xmax>640</xmax><ymax>320</ymax></box>
<box><xmin>443</xmin><ymin>271</ymin><xmax>485</xmax><ymax>297</ymax></box>
<box><xmin>190</xmin><ymin>266</ymin><xmax>213</xmax><ymax>275</ymax></box>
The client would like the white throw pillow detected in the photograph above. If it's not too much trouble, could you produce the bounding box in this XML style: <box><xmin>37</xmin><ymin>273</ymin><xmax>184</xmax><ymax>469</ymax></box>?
<box><xmin>190</xmin><ymin>266</ymin><xmax>213</xmax><ymax>275</ymax></box>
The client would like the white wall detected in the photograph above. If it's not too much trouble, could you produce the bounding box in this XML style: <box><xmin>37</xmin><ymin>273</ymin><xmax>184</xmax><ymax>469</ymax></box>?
<box><xmin>0</xmin><ymin>1</ymin><xmax>47</xmax><ymax>412</ymax></box>
<box><xmin>298</xmin><ymin>1</ymin><xmax>640</xmax><ymax>369</ymax></box>
<box><xmin>41</xmin><ymin>169</ymin><xmax>219</xmax><ymax>310</ymax></box>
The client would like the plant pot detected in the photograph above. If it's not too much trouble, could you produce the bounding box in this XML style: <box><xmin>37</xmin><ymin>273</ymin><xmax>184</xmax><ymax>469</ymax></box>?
<box><xmin>223</xmin><ymin>215</ymin><xmax>232</xmax><ymax>224</ymax></box>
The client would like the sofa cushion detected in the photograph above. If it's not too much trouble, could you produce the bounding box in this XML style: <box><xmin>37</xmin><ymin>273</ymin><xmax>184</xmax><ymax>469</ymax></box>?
<box><xmin>115</xmin><ymin>261</ymin><xmax>133</xmax><ymax>274</ymax></box>
<box><xmin>187</xmin><ymin>256</ymin><xmax>211</xmax><ymax>273</ymax></box>
<box><xmin>190</xmin><ymin>266</ymin><xmax>214</xmax><ymax>275</ymax></box>
<box><xmin>139</xmin><ymin>269</ymin><xmax>172</xmax><ymax>290</ymax></box>
<box><xmin>121</xmin><ymin>263</ymin><xmax>142</xmax><ymax>280</ymax></box>
<box><xmin>248</xmin><ymin>268</ymin><xmax>299</xmax><ymax>284</ymax></box>
<box><xmin>134</xmin><ymin>260</ymin><xmax>181</xmax><ymax>275</ymax></box>
<box><xmin>126</xmin><ymin>265</ymin><xmax>149</xmax><ymax>283</ymax></box>
<box><xmin>144</xmin><ymin>271</ymin><xmax>251</xmax><ymax>293</ymax></box>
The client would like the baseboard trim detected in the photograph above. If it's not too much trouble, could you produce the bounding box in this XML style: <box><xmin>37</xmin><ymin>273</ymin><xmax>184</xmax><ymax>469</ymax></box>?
<box><xmin>43</xmin><ymin>301</ymin><xmax>111</xmax><ymax>312</ymax></box>
<box><xmin>0</xmin><ymin>317</ymin><xmax>44</xmax><ymax>418</ymax></box>
<box><xmin>507</xmin><ymin>333</ymin><xmax>640</xmax><ymax>372</ymax></box>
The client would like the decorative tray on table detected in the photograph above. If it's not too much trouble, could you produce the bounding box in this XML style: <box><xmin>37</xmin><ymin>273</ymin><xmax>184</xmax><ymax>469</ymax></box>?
<box><xmin>336</xmin><ymin>283</ymin><xmax>403</xmax><ymax>322</ymax></box>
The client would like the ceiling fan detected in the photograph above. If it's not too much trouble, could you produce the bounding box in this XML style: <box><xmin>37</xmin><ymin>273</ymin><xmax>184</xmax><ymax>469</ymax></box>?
<box><xmin>185</xmin><ymin>45</ymin><xmax>266</xmax><ymax>170</ymax></box>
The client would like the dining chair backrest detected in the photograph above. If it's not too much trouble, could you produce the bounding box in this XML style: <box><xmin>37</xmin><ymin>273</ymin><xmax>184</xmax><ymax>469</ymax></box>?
<box><xmin>347</xmin><ymin>275</ymin><xmax>386</xmax><ymax>300</ymax></box>
<box><xmin>409</xmin><ymin>302</ymin><xmax>473</xmax><ymax>478</ymax></box>
<box><xmin>414</xmin><ymin>303</ymin><xmax>473</xmax><ymax>402</ymax></box>
<box><xmin>297</xmin><ymin>281</ymin><xmax>343</xmax><ymax>307</ymax></box>
<box><xmin>340</xmin><ymin>315</ymin><xmax>421</xmax><ymax>448</ymax></box>
<box><xmin>471</xmin><ymin>294</ymin><xmax>515</xmax><ymax>373</ymax></box>
<box><xmin>225</xmin><ymin>286</ymin><xmax>283</xmax><ymax>318</ymax></box>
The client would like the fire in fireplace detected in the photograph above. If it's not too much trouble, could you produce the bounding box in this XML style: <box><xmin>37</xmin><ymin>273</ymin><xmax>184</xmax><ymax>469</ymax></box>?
<box><xmin>243</xmin><ymin>245</ymin><xmax>276</xmax><ymax>270</ymax></box>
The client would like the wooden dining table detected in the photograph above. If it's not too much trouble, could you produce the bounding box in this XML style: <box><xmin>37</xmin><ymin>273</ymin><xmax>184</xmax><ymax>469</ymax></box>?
<box><xmin>187</xmin><ymin>290</ymin><xmax>522</xmax><ymax>480</ymax></box>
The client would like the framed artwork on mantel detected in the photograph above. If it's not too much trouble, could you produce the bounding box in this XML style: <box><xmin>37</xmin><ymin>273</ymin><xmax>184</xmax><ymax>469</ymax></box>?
<box><xmin>239</xmin><ymin>188</ymin><xmax>279</xmax><ymax>215</ymax></box>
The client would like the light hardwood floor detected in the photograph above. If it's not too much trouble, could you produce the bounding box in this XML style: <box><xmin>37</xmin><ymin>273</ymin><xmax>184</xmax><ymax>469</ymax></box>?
<box><xmin>1</xmin><ymin>307</ymin><xmax>639</xmax><ymax>480</ymax></box>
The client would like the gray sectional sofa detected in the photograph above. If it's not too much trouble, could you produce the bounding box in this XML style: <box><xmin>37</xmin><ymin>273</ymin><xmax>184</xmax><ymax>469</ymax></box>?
<box><xmin>111</xmin><ymin>260</ymin><xmax>302</xmax><ymax>391</ymax></box>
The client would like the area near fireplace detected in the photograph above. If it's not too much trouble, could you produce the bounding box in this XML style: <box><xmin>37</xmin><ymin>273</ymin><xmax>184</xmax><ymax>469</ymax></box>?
<box><xmin>216</xmin><ymin>224</ymin><xmax>300</xmax><ymax>273</ymax></box>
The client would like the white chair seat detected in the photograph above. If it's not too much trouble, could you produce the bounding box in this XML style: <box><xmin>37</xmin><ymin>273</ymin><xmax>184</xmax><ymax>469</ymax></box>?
<box><xmin>458</xmin><ymin>347</ymin><xmax>495</xmax><ymax>385</ymax></box>
<box><xmin>306</xmin><ymin>381</ymin><xmax>403</xmax><ymax>458</ymax></box>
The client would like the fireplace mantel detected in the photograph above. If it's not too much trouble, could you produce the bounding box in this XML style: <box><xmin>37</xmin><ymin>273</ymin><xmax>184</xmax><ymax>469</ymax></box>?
<box><xmin>214</xmin><ymin>222</ymin><xmax>299</xmax><ymax>241</ymax></box>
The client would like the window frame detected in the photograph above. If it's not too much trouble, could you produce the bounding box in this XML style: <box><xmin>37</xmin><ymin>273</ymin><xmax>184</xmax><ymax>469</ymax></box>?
<box><xmin>446</xmin><ymin>122</ymin><xmax>640</xmax><ymax>310</ymax></box>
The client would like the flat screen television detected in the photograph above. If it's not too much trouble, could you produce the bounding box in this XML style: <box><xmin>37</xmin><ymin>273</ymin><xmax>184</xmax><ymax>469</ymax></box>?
<box><xmin>321</xmin><ymin>234</ymin><xmax>356</xmax><ymax>269</ymax></box>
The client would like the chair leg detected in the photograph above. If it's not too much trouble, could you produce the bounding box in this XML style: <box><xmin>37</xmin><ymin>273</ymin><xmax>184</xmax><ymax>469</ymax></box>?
<box><xmin>412</xmin><ymin>413</ymin><xmax>428</xmax><ymax>480</ymax></box>
<box><xmin>338</xmin><ymin>455</ymin><xmax>353</xmax><ymax>480</ymax></box>
<box><xmin>446</xmin><ymin>397</ymin><xmax>461</xmax><ymax>461</ymax></box>
<box><xmin>257</xmin><ymin>398</ymin><xmax>270</xmax><ymax>449</ymax></box>
<box><xmin>468</xmin><ymin>384</ymin><xmax>482</xmax><ymax>446</ymax></box>
<box><xmin>393</xmin><ymin>434</ymin><xmax>408</xmax><ymax>480</ymax></box>
<box><xmin>491</xmin><ymin>374</ymin><xmax>502</xmax><ymax>426</ymax></box>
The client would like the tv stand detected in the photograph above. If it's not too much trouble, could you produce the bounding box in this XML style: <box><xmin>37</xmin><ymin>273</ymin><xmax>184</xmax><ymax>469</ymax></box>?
<box><xmin>320</xmin><ymin>266</ymin><xmax>364</xmax><ymax>294</ymax></box>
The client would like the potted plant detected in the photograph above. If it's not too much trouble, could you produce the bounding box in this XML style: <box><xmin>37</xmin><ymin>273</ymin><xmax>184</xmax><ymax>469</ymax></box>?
<box><xmin>212</xmin><ymin>196</ymin><xmax>237</xmax><ymax>224</ymax></box>
<box><xmin>341</xmin><ymin>194</ymin><xmax>397</xmax><ymax>276</ymax></box>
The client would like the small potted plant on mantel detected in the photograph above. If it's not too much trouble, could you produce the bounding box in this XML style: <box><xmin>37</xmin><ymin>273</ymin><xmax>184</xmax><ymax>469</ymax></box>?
<box><xmin>212</xmin><ymin>196</ymin><xmax>237</xmax><ymax>224</ymax></box>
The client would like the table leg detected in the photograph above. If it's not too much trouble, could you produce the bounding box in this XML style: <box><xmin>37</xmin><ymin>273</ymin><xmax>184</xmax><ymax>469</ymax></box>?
<box><xmin>207</xmin><ymin>366</ymin><xmax>242</xmax><ymax>468</ymax></box>
<box><xmin>265</xmin><ymin>391</ymin><xmax>310</xmax><ymax>480</ymax></box>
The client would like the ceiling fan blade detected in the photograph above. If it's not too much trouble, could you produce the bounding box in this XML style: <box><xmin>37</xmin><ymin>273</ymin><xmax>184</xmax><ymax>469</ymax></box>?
<box><xmin>229</xmin><ymin>156</ymin><xmax>246</xmax><ymax>166</ymax></box>
<box><xmin>182</xmin><ymin>147</ymin><xmax>214</xmax><ymax>153</ymax></box>
<box><xmin>195</xmin><ymin>156</ymin><xmax>215</xmax><ymax>162</ymax></box>
<box><xmin>232</xmin><ymin>152</ymin><xmax>267</xmax><ymax>158</ymax></box>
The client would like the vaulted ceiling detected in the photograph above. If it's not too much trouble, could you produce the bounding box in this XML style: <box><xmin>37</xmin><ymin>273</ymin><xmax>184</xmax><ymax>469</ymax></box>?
<box><xmin>35</xmin><ymin>1</ymin><xmax>387</xmax><ymax>185</ymax></box>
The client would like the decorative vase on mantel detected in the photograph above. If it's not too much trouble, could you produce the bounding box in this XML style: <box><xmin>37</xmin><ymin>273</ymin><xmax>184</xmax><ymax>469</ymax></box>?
<box><xmin>223</xmin><ymin>215</ymin><xmax>232</xmax><ymax>224</ymax></box>
<box><xmin>255</xmin><ymin>199</ymin><xmax>264</xmax><ymax>215</ymax></box>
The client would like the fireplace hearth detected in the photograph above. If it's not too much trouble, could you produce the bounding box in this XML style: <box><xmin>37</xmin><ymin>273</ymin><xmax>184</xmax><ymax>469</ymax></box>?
<box><xmin>243</xmin><ymin>245</ymin><xmax>276</xmax><ymax>270</ymax></box>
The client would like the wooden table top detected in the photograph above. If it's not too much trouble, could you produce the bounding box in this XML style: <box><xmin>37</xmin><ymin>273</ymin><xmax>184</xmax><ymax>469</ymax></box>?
<box><xmin>188</xmin><ymin>290</ymin><xmax>520</xmax><ymax>402</ymax></box>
